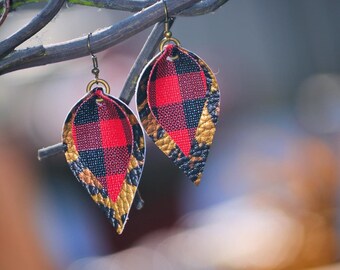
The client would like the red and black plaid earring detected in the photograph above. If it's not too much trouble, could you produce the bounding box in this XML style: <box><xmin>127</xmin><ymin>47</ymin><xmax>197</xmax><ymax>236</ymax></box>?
<box><xmin>62</xmin><ymin>34</ymin><xmax>145</xmax><ymax>234</ymax></box>
<box><xmin>136</xmin><ymin>1</ymin><xmax>220</xmax><ymax>185</ymax></box>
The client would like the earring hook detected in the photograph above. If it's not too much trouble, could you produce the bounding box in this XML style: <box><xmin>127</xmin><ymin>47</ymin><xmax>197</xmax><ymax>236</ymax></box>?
<box><xmin>87</xmin><ymin>33</ymin><xmax>100</xmax><ymax>80</ymax></box>
<box><xmin>162</xmin><ymin>0</ymin><xmax>171</xmax><ymax>36</ymax></box>
<box><xmin>86</xmin><ymin>33</ymin><xmax>110</xmax><ymax>96</ymax></box>
<box><xmin>87</xmin><ymin>33</ymin><xmax>95</xmax><ymax>57</ymax></box>
<box><xmin>163</xmin><ymin>0</ymin><xmax>169</xmax><ymax>24</ymax></box>
<box><xmin>159</xmin><ymin>0</ymin><xmax>180</xmax><ymax>51</ymax></box>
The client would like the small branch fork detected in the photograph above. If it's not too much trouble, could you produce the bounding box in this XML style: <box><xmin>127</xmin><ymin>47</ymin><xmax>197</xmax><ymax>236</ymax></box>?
<box><xmin>11</xmin><ymin>0</ymin><xmax>227</xmax><ymax>16</ymax></box>
<box><xmin>0</xmin><ymin>0</ymin><xmax>10</xmax><ymax>26</ymax></box>
<box><xmin>0</xmin><ymin>0</ymin><xmax>228</xmax><ymax>75</ymax></box>
<box><xmin>0</xmin><ymin>0</ymin><xmax>65</xmax><ymax>58</ymax></box>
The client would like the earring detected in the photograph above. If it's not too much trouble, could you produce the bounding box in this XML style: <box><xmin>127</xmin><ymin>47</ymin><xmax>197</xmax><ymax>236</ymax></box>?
<box><xmin>136</xmin><ymin>1</ymin><xmax>220</xmax><ymax>185</ymax></box>
<box><xmin>62</xmin><ymin>33</ymin><xmax>145</xmax><ymax>234</ymax></box>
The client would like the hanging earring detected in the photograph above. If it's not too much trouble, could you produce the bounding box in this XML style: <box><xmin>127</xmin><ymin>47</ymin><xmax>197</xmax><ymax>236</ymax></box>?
<box><xmin>136</xmin><ymin>1</ymin><xmax>220</xmax><ymax>186</ymax></box>
<box><xmin>62</xmin><ymin>33</ymin><xmax>145</xmax><ymax>234</ymax></box>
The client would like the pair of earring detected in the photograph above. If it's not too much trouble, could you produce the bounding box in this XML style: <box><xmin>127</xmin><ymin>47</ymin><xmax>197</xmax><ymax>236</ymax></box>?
<box><xmin>61</xmin><ymin>4</ymin><xmax>220</xmax><ymax>235</ymax></box>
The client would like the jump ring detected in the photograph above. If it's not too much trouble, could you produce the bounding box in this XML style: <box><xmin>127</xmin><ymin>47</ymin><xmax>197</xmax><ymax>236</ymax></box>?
<box><xmin>86</xmin><ymin>79</ymin><xmax>111</xmax><ymax>94</ymax></box>
<box><xmin>159</xmin><ymin>37</ymin><xmax>181</xmax><ymax>51</ymax></box>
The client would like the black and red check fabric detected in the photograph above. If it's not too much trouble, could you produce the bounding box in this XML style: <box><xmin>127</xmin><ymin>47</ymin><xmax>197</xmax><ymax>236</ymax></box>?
<box><xmin>137</xmin><ymin>44</ymin><xmax>220</xmax><ymax>184</ymax></box>
<box><xmin>72</xmin><ymin>88</ymin><xmax>132</xmax><ymax>201</ymax></box>
<box><xmin>147</xmin><ymin>44</ymin><xmax>207</xmax><ymax>156</ymax></box>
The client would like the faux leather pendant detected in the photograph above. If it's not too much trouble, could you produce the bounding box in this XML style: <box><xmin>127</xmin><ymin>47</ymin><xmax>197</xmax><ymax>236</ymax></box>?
<box><xmin>63</xmin><ymin>87</ymin><xmax>145</xmax><ymax>234</ymax></box>
<box><xmin>136</xmin><ymin>44</ymin><xmax>220</xmax><ymax>185</ymax></box>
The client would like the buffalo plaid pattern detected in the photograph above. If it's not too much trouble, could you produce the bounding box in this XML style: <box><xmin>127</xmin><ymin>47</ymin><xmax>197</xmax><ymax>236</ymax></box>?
<box><xmin>148</xmin><ymin>45</ymin><xmax>207</xmax><ymax>156</ymax></box>
<box><xmin>72</xmin><ymin>88</ymin><xmax>132</xmax><ymax>202</ymax></box>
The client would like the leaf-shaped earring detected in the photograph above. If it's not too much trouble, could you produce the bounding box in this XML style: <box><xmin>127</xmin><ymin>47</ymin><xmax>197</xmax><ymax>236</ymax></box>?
<box><xmin>136</xmin><ymin>1</ymin><xmax>220</xmax><ymax>185</ymax></box>
<box><xmin>63</xmin><ymin>34</ymin><xmax>145</xmax><ymax>234</ymax></box>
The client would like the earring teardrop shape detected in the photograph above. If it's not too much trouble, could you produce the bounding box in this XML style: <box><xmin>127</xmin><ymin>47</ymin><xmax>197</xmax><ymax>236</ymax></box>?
<box><xmin>63</xmin><ymin>87</ymin><xmax>145</xmax><ymax>234</ymax></box>
<box><xmin>136</xmin><ymin>44</ymin><xmax>220</xmax><ymax>185</ymax></box>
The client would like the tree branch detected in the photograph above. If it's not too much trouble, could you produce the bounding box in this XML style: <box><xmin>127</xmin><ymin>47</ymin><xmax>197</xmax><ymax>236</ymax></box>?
<box><xmin>65</xmin><ymin>0</ymin><xmax>228</xmax><ymax>16</ymax></box>
<box><xmin>180</xmin><ymin>0</ymin><xmax>228</xmax><ymax>16</ymax></box>
<box><xmin>11</xmin><ymin>0</ymin><xmax>228</xmax><ymax>16</ymax></box>
<box><xmin>0</xmin><ymin>0</ymin><xmax>228</xmax><ymax>75</ymax></box>
<box><xmin>0</xmin><ymin>0</ymin><xmax>65</xmax><ymax>58</ymax></box>
<box><xmin>0</xmin><ymin>0</ymin><xmax>204</xmax><ymax>75</ymax></box>
<box><xmin>0</xmin><ymin>0</ymin><xmax>10</xmax><ymax>26</ymax></box>
<box><xmin>0</xmin><ymin>46</ymin><xmax>45</xmax><ymax>71</ymax></box>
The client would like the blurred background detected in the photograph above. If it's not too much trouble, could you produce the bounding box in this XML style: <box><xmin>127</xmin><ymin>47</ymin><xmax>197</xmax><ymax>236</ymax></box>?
<box><xmin>0</xmin><ymin>0</ymin><xmax>340</xmax><ymax>269</ymax></box>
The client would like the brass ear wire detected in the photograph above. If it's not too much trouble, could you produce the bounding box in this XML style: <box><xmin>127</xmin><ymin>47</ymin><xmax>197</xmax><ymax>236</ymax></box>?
<box><xmin>86</xmin><ymin>33</ymin><xmax>110</xmax><ymax>96</ymax></box>
<box><xmin>87</xmin><ymin>33</ymin><xmax>100</xmax><ymax>81</ymax></box>
<box><xmin>159</xmin><ymin>0</ymin><xmax>180</xmax><ymax>51</ymax></box>
<box><xmin>163</xmin><ymin>0</ymin><xmax>170</xmax><ymax>32</ymax></box>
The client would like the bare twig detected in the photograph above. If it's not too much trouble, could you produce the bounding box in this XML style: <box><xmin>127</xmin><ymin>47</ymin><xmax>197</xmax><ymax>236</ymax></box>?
<box><xmin>37</xmin><ymin>143</ymin><xmax>67</xmax><ymax>160</ymax></box>
<box><xmin>65</xmin><ymin>0</ymin><xmax>228</xmax><ymax>16</ymax></box>
<box><xmin>0</xmin><ymin>45</ymin><xmax>45</xmax><ymax>71</ymax></box>
<box><xmin>0</xmin><ymin>0</ymin><xmax>65</xmax><ymax>58</ymax></box>
<box><xmin>11</xmin><ymin>0</ymin><xmax>228</xmax><ymax>16</ymax></box>
<box><xmin>0</xmin><ymin>0</ymin><xmax>203</xmax><ymax>75</ymax></box>
<box><xmin>180</xmin><ymin>0</ymin><xmax>228</xmax><ymax>16</ymax></box>
<box><xmin>0</xmin><ymin>0</ymin><xmax>228</xmax><ymax>75</ymax></box>
<box><xmin>0</xmin><ymin>0</ymin><xmax>10</xmax><ymax>26</ymax></box>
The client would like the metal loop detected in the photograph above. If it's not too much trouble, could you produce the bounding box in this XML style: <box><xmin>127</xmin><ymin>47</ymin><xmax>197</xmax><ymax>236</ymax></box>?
<box><xmin>86</xmin><ymin>79</ymin><xmax>111</xmax><ymax>94</ymax></box>
<box><xmin>159</xmin><ymin>37</ymin><xmax>181</xmax><ymax>51</ymax></box>
<box><xmin>86</xmin><ymin>33</ymin><xmax>110</xmax><ymax>100</ymax></box>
